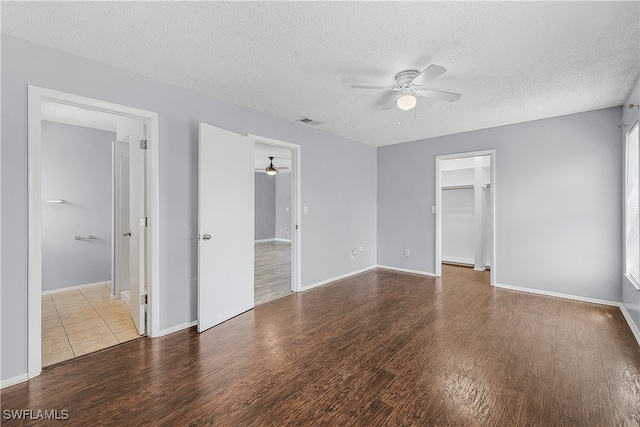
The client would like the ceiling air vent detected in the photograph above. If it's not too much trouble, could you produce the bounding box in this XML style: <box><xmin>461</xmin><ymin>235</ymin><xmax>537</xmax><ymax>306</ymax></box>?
<box><xmin>297</xmin><ymin>117</ymin><xmax>322</xmax><ymax>126</ymax></box>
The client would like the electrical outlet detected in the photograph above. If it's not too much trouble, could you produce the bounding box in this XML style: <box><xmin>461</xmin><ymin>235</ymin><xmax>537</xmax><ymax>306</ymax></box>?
<box><xmin>404</xmin><ymin>249</ymin><xmax>410</xmax><ymax>257</ymax></box>
<box><xmin>359</xmin><ymin>246</ymin><xmax>364</xmax><ymax>252</ymax></box>
<box><xmin>351</xmin><ymin>249</ymin><xmax>356</xmax><ymax>259</ymax></box>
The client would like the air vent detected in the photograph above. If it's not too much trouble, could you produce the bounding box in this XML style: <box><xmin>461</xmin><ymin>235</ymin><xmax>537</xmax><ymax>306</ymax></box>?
<box><xmin>297</xmin><ymin>117</ymin><xmax>322</xmax><ymax>126</ymax></box>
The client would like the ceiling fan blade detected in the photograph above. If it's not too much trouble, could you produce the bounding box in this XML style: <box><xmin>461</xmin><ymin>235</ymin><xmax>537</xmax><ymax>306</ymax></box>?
<box><xmin>276</xmin><ymin>167</ymin><xmax>289</xmax><ymax>171</ymax></box>
<box><xmin>412</xmin><ymin>64</ymin><xmax>447</xmax><ymax>85</ymax></box>
<box><xmin>416</xmin><ymin>89</ymin><xmax>461</xmax><ymax>102</ymax></box>
<box><xmin>381</xmin><ymin>93</ymin><xmax>403</xmax><ymax>110</ymax></box>
<box><xmin>351</xmin><ymin>85</ymin><xmax>395</xmax><ymax>90</ymax></box>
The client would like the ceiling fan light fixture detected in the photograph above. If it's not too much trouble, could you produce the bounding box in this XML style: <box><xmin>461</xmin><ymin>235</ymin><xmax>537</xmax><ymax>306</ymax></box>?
<box><xmin>266</xmin><ymin>157</ymin><xmax>278</xmax><ymax>175</ymax></box>
<box><xmin>397</xmin><ymin>94</ymin><xmax>417</xmax><ymax>110</ymax></box>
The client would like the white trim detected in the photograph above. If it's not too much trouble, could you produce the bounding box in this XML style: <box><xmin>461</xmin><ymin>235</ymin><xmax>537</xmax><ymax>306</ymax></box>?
<box><xmin>442</xmin><ymin>256</ymin><xmax>475</xmax><ymax>266</ymax></box>
<box><xmin>435</xmin><ymin>149</ymin><xmax>496</xmax><ymax>286</ymax></box>
<box><xmin>254</xmin><ymin>238</ymin><xmax>276</xmax><ymax>243</ymax></box>
<box><xmin>28</xmin><ymin>86</ymin><xmax>161</xmax><ymax>381</ymax></box>
<box><xmin>157</xmin><ymin>320</ymin><xmax>198</xmax><ymax>337</ymax></box>
<box><xmin>120</xmin><ymin>289</ymin><xmax>131</xmax><ymax>305</ymax></box>
<box><xmin>620</xmin><ymin>304</ymin><xmax>640</xmax><ymax>347</ymax></box>
<box><xmin>376</xmin><ymin>265</ymin><xmax>437</xmax><ymax>277</ymax></box>
<box><xmin>493</xmin><ymin>282</ymin><xmax>620</xmax><ymax>306</ymax></box>
<box><xmin>248</xmin><ymin>134</ymin><xmax>302</xmax><ymax>292</ymax></box>
<box><xmin>301</xmin><ymin>265</ymin><xmax>377</xmax><ymax>291</ymax></box>
<box><xmin>1</xmin><ymin>374</ymin><xmax>29</xmax><ymax>390</ymax></box>
<box><xmin>41</xmin><ymin>281</ymin><xmax>110</xmax><ymax>295</ymax></box>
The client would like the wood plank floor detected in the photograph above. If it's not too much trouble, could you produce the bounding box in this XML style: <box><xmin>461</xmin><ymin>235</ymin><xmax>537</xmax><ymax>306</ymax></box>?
<box><xmin>3</xmin><ymin>265</ymin><xmax>640</xmax><ymax>426</ymax></box>
<box><xmin>254</xmin><ymin>241</ymin><xmax>292</xmax><ymax>305</ymax></box>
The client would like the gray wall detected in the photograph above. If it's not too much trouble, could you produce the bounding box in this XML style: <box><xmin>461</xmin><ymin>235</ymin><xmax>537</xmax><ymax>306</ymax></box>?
<box><xmin>41</xmin><ymin>121</ymin><xmax>114</xmax><ymax>291</ymax></box>
<box><xmin>254</xmin><ymin>173</ymin><xmax>275</xmax><ymax>240</ymax></box>
<box><xmin>622</xmin><ymin>75</ymin><xmax>640</xmax><ymax>335</ymax></box>
<box><xmin>1</xmin><ymin>34</ymin><xmax>377</xmax><ymax>381</ymax></box>
<box><xmin>275</xmin><ymin>172</ymin><xmax>292</xmax><ymax>240</ymax></box>
<box><xmin>378</xmin><ymin>107</ymin><xmax>623</xmax><ymax>302</ymax></box>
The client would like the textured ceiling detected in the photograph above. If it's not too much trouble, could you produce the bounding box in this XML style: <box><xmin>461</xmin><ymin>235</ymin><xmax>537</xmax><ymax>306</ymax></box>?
<box><xmin>3</xmin><ymin>2</ymin><xmax>639</xmax><ymax>147</ymax></box>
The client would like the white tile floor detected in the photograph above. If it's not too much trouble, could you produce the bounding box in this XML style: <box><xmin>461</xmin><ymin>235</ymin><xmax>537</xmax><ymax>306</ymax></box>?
<box><xmin>42</xmin><ymin>284</ymin><xmax>141</xmax><ymax>367</ymax></box>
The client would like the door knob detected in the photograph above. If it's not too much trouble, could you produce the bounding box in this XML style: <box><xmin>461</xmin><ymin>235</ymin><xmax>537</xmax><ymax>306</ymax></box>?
<box><xmin>123</xmin><ymin>231</ymin><xmax>131</xmax><ymax>237</ymax></box>
<box><xmin>202</xmin><ymin>233</ymin><xmax>211</xmax><ymax>241</ymax></box>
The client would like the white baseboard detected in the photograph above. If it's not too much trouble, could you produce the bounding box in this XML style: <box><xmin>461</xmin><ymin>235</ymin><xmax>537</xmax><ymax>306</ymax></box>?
<box><xmin>274</xmin><ymin>238</ymin><xmax>292</xmax><ymax>242</ymax></box>
<box><xmin>254</xmin><ymin>238</ymin><xmax>275</xmax><ymax>243</ymax></box>
<box><xmin>493</xmin><ymin>282</ymin><xmax>620</xmax><ymax>307</ymax></box>
<box><xmin>1</xmin><ymin>373</ymin><xmax>28</xmax><ymax>389</ymax></box>
<box><xmin>620</xmin><ymin>305</ymin><xmax>640</xmax><ymax>347</ymax></box>
<box><xmin>42</xmin><ymin>280</ymin><xmax>111</xmax><ymax>295</ymax></box>
<box><xmin>376</xmin><ymin>265</ymin><xmax>437</xmax><ymax>277</ymax></box>
<box><xmin>157</xmin><ymin>320</ymin><xmax>198</xmax><ymax>337</ymax></box>
<box><xmin>300</xmin><ymin>265</ymin><xmax>377</xmax><ymax>292</ymax></box>
<box><xmin>442</xmin><ymin>256</ymin><xmax>474</xmax><ymax>265</ymax></box>
<box><xmin>120</xmin><ymin>290</ymin><xmax>130</xmax><ymax>305</ymax></box>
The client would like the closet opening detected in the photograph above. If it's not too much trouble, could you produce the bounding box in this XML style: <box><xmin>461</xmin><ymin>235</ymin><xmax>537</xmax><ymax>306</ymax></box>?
<box><xmin>435</xmin><ymin>150</ymin><xmax>496</xmax><ymax>285</ymax></box>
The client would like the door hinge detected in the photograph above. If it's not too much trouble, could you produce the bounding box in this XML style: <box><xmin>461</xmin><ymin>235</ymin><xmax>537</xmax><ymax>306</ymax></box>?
<box><xmin>140</xmin><ymin>217</ymin><xmax>148</xmax><ymax>227</ymax></box>
<box><xmin>140</xmin><ymin>294</ymin><xmax>148</xmax><ymax>305</ymax></box>
<box><xmin>140</xmin><ymin>139</ymin><xmax>147</xmax><ymax>150</ymax></box>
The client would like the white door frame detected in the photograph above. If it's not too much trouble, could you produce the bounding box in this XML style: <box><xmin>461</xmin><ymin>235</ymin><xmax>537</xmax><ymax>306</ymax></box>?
<box><xmin>435</xmin><ymin>149</ymin><xmax>496</xmax><ymax>285</ymax></box>
<box><xmin>247</xmin><ymin>134</ymin><xmax>302</xmax><ymax>292</ymax></box>
<box><xmin>27</xmin><ymin>86</ymin><xmax>161</xmax><ymax>378</ymax></box>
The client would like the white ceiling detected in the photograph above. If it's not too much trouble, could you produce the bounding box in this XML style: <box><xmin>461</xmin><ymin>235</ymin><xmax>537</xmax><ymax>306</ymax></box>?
<box><xmin>3</xmin><ymin>2</ymin><xmax>638</xmax><ymax>147</ymax></box>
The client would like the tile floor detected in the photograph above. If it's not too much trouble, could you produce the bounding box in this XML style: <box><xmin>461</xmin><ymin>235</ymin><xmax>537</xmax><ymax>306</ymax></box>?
<box><xmin>42</xmin><ymin>284</ymin><xmax>141</xmax><ymax>367</ymax></box>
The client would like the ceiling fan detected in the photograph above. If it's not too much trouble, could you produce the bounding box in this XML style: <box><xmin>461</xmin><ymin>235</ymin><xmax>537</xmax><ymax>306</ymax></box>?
<box><xmin>351</xmin><ymin>64</ymin><xmax>461</xmax><ymax>111</ymax></box>
<box><xmin>256</xmin><ymin>157</ymin><xmax>289</xmax><ymax>175</ymax></box>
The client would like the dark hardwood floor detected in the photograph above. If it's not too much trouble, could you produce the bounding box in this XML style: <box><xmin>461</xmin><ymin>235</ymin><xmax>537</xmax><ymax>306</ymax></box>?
<box><xmin>3</xmin><ymin>265</ymin><xmax>640</xmax><ymax>426</ymax></box>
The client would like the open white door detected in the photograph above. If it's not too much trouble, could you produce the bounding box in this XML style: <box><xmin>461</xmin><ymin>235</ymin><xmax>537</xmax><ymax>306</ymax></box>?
<box><xmin>129</xmin><ymin>123</ymin><xmax>146</xmax><ymax>335</ymax></box>
<box><xmin>114</xmin><ymin>140</ymin><xmax>130</xmax><ymax>297</ymax></box>
<box><xmin>198</xmin><ymin>122</ymin><xmax>255</xmax><ymax>332</ymax></box>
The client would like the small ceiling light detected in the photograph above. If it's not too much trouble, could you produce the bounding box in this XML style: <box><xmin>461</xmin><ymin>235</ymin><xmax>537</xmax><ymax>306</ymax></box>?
<box><xmin>266</xmin><ymin>157</ymin><xmax>278</xmax><ymax>175</ymax></box>
<box><xmin>397</xmin><ymin>94</ymin><xmax>417</xmax><ymax>111</ymax></box>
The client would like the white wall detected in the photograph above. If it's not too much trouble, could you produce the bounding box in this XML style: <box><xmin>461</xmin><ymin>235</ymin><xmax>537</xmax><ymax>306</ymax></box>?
<box><xmin>41</xmin><ymin>121</ymin><xmax>115</xmax><ymax>291</ymax></box>
<box><xmin>378</xmin><ymin>107</ymin><xmax>623</xmax><ymax>302</ymax></box>
<box><xmin>1</xmin><ymin>34</ymin><xmax>377</xmax><ymax>381</ymax></box>
<box><xmin>441</xmin><ymin>188</ymin><xmax>474</xmax><ymax>265</ymax></box>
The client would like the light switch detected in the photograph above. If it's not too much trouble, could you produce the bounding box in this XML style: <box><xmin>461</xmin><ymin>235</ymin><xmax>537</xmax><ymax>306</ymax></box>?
<box><xmin>304</xmin><ymin>206</ymin><xmax>308</xmax><ymax>215</ymax></box>
<box><xmin>431</xmin><ymin>206</ymin><xmax>436</xmax><ymax>214</ymax></box>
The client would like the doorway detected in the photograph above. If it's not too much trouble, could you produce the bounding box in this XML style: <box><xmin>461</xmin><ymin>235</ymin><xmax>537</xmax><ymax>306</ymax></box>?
<box><xmin>28</xmin><ymin>86</ymin><xmax>160</xmax><ymax>378</ymax></box>
<box><xmin>435</xmin><ymin>150</ymin><xmax>496</xmax><ymax>285</ymax></box>
<box><xmin>197</xmin><ymin>126</ymin><xmax>301</xmax><ymax>333</ymax></box>
<box><xmin>39</xmin><ymin>111</ymin><xmax>145</xmax><ymax>367</ymax></box>
<box><xmin>254</xmin><ymin>142</ymin><xmax>294</xmax><ymax>304</ymax></box>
